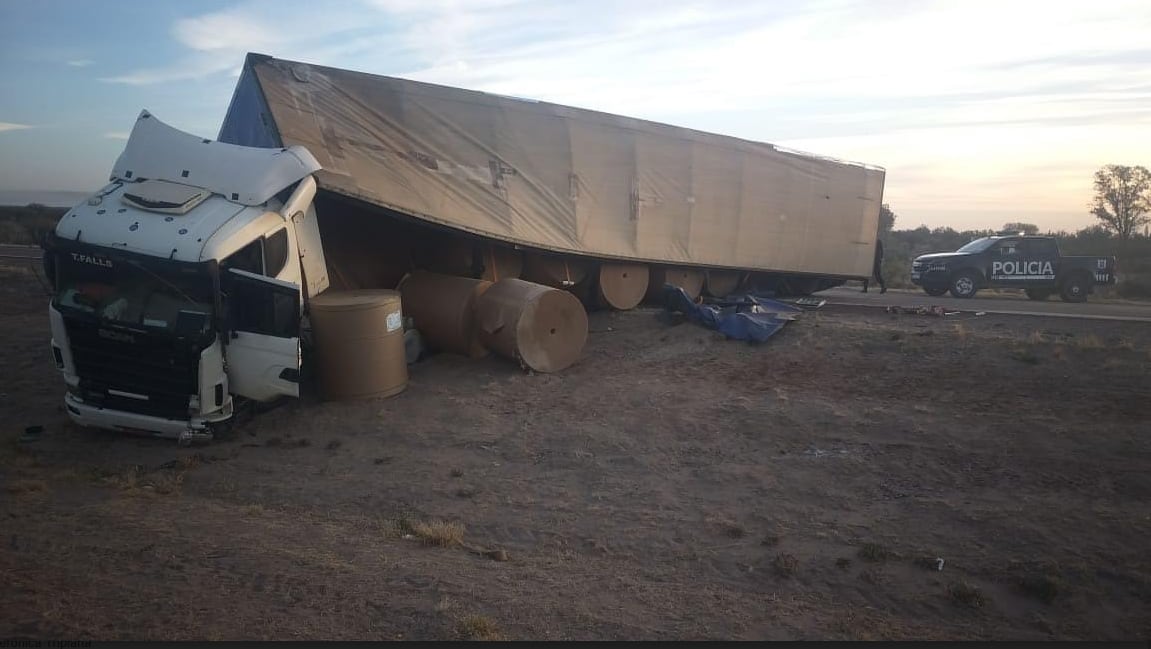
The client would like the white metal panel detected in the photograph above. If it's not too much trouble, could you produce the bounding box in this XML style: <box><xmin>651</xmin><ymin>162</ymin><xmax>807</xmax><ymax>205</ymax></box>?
<box><xmin>290</xmin><ymin>204</ymin><xmax>330</xmax><ymax>299</ymax></box>
<box><xmin>225</xmin><ymin>332</ymin><xmax>300</xmax><ymax>401</ymax></box>
<box><xmin>54</xmin><ymin>183</ymin><xmax>251</xmax><ymax>263</ymax></box>
<box><xmin>112</xmin><ymin>110</ymin><xmax>322</xmax><ymax>207</ymax></box>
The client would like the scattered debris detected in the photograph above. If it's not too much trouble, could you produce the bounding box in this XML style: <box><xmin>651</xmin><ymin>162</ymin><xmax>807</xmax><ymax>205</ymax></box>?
<box><xmin>885</xmin><ymin>305</ymin><xmax>958</xmax><ymax>317</ymax></box>
<box><xmin>791</xmin><ymin>297</ymin><xmax>827</xmax><ymax>310</ymax></box>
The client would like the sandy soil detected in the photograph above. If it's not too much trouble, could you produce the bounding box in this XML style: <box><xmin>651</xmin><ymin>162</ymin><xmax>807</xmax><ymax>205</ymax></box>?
<box><xmin>1</xmin><ymin>261</ymin><xmax>1150</xmax><ymax>640</ymax></box>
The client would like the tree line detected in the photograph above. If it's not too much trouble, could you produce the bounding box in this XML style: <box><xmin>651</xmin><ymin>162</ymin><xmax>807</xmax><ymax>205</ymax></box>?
<box><xmin>879</xmin><ymin>165</ymin><xmax>1151</xmax><ymax>298</ymax></box>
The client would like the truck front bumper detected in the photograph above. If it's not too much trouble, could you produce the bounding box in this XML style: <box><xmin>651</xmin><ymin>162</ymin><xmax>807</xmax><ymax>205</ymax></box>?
<box><xmin>63</xmin><ymin>393</ymin><xmax>214</xmax><ymax>443</ymax></box>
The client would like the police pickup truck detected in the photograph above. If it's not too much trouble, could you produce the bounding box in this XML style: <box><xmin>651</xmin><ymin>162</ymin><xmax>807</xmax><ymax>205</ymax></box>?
<box><xmin>910</xmin><ymin>235</ymin><xmax>1116</xmax><ymax>302</ymax></box>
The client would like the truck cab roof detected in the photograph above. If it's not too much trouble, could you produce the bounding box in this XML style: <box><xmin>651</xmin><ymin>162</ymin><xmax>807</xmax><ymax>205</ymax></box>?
<box><xmin>54</xmin><ymin>111</ymin><xmax>324</xmax><ymax>263</ymax></box>
<box><xmin>54</xmin><ymin>182</ymin><xmax>253</xmax><ymax>263</ymax></box>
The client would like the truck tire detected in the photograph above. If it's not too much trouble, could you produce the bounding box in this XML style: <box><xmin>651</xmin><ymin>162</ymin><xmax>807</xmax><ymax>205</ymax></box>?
<box><xmin>1025</xmin><ymin>288</ymin><xmax>1051</xmax><ymax>301</ymax></box>
<box><xmin>949</xmin><ymin>271</ymin><xmax>979</xmax><ymax>299</ymax></box>
<box><xmin>1059</xmin><ymin>274</ymin><xmax>1090</xmax><ymax>303</ymax></box>
<box><xmin>923</xmin><ymin>286</ymin><xmax>948</xmax><ymax>297</ymax></box>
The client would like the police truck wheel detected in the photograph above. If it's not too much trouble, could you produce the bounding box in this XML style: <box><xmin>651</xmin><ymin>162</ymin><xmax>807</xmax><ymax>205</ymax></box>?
<box><xmin>949</xmin><ymin>272</ymin><xmax>978</xmax><ymax>299</ymax></box>
<box><xmin>923</xmin><ymin>286</ymin><xmax>948</xmax><ymax>297</ymax></box>
<box><xmin>1059</xmin><ymin>274</ymin><xmax>1089</xmax><ymax>303</ymax></box>
<box><xmin>1025</xmin><ymin>288</ymin><xmax>1051</xmax><ymax>301</ymax></box>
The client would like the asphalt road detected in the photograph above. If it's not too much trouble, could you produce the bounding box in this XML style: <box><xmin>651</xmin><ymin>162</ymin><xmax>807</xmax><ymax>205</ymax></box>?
<box><xmin>816</xmin><ymin>285</ymin><xmax>1151</xmax><ymax>323</ymax></box>
<box><xmin>0</xmin><ymin>244</ymin><xmax>40</xmax><ymax>260</ymax></box>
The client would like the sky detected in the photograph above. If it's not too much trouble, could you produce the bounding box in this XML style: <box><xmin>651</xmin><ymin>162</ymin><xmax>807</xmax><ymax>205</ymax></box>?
<box><xmin>1</xmin><ymin>0</ymin><xmax>1149</xmax><ymax>232</ymax></box>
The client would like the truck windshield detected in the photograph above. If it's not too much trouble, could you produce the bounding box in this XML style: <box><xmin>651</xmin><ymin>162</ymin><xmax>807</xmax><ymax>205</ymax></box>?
<box><xmin>54</xmin><ymin>248</ymin><xmax>214</xmax><ymax>335</ymax></box>
<box><xmin>956</xmin><ymin>238</ymin><xmax>997</xmax><ymax>254</ymax></box>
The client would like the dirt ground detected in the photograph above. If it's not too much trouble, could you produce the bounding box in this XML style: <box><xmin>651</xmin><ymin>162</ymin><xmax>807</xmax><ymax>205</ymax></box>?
<box><xmin>2</xmin><ymin>260</ymin><xmax>1150</xmax><ymax>641</ymax></box>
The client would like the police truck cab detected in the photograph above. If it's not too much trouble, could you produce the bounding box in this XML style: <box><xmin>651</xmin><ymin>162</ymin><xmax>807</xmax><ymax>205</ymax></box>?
<box><xmin>910</xmin><ymin>234</ymin><xmax>1116</xmax><ymax>302</ymax></box>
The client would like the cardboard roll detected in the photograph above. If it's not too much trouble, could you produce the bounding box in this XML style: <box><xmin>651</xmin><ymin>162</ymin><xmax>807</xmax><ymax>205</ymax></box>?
<box><xmin>522</xmin><ymin>252</ymin><xmax>591</xmax><ymax>288</ymax></box>
<box><xmin>397</xmin><ymin>271</ymin><xmax>492</xmax><ymax>359</ymax></box>
<box><xmin>646</xmin><ymin>266</ymin><xmax>704</xmax><ymax>302</ymax></box>
<box><xmin>476</xmin><ymin>278</ymin><xmax>588</xmax><ymax>373</ymax></box>
<box><xmin>595</xmin><ymin>262</ymin><xmax>649</xmax><ymax>310</ymax></box>
<box><xmin>428</xmin><ymin>239</ymin><xmax>523</xmax><ymax>282</ymax></box>
<box><xmin>704</xmin><ymin>270</ymin><xmax>742</xmax><ymax>297</ymax></box>
<box><xmin>309</xmin><ymin>290</ymin><xmax>407</xmax><ymax>401</ymax></box>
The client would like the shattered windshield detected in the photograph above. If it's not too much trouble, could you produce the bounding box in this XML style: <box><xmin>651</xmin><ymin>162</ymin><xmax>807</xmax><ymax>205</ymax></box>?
<box><xmin>53</xmin><ymin>248</ymin><xmax>214</xmax><ymax>335</ymax></box>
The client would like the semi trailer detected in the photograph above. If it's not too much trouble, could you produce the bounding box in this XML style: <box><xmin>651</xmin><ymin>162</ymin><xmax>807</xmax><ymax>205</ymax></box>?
<box><xmin>43</xmin><ymin>54</ymin><xmax>886</xmax><ymax>442</ymax></box>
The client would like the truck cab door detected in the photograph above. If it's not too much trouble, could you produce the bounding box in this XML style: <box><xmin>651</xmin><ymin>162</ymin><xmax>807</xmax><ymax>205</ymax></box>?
<box><xmin>222</xmin><ymin>268</ymin><xmax>301</xmax><ymax>401</ymax></box>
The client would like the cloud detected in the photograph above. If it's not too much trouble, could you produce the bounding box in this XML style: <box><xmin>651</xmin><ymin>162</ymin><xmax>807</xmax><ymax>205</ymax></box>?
<box><xmin>0</xmin><ymin>122</ymin><xmax>32</xmax><ymax>133</ymax></box>
<box><xmin>92</xmin><ymin>0</ymin><xmax>1151</xmax><ymax>230</ymax></box>
<box><xmin>66</xmin><ymin>59</ymin><xmax>94</xmax><ymax>67</ymax></box>
<box><xmin>102</xmin><ymin>0</ymin><xmax>388</xmax><ymax>85</ymax></box>
<box><xmin>103</xmin><ymin>131</ymin><xmax>130</xmax><ymax>140</ymax></box>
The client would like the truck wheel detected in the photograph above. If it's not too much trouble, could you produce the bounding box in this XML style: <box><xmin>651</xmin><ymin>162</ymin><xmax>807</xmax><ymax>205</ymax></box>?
<box><xmin>1060</xmin><ymin>274</ymin><xmax>1089</xmax><ymax>303</ymax></box>
<box><xmin>924</xmin><ymin>286</ymin><xmax>948</xmax><ymax>297</ymax></box>
<box><xmin>1025</xmin><ymin>288</ymin><xmax>1051</xmax><ymax>301</ymax></box>
<box><xmin>949</xmin><ymin>272</ymin><xmax>978</xmax><ymax>299</ymax></box>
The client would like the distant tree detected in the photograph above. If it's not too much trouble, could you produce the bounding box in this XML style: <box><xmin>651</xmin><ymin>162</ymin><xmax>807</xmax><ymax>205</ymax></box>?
<box><xmin>1001</xmin><ymin>222</ymin><xmax>1039</xmax><ymax>235</ymax></box>
<box><xmin>878</xmin><ymin>203</ymin><xmax>896</xmax><ymax>233</ymax></box>
<box><xmin>1090</xmin><ymin>165</ymin><xmax>1151</xmax><ymax>241</ymax></box>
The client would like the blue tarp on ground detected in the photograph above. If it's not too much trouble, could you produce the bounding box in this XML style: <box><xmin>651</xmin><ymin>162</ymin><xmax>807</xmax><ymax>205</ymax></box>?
<box><xmin>662</xmin><ymin>285</ymin><xmax>802</xmax><ymax>343</ymax></box>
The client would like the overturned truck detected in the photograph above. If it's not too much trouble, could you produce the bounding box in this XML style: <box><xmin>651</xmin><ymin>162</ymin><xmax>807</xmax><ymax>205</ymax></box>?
<box><xmin>219</xmin><ymin>54</ymin><xmax>886</xmax><ymax>305</ymax></box>
<box><xmin>43</xmin><ymin>53</ymin><xmax>885</xmax><ymax>442</ymax></box>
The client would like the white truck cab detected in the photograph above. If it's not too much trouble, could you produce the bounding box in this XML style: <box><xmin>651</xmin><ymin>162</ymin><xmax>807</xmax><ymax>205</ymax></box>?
<box><xmin>45</xmin><ymin>111</ymin><xmax>329</xmax><ymax>443</ymax></box>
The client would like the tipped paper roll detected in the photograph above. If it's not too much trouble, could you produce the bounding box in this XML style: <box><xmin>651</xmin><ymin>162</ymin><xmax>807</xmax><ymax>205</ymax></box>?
<box><xmin>398</xmin><ymin>271</ymin><xmax>493</xmax><ymax>359</ymax></box>
<box><xmin>476</xmin><ymin>278</ymin><xmax>588</xmax><ymax>373</ymax></box>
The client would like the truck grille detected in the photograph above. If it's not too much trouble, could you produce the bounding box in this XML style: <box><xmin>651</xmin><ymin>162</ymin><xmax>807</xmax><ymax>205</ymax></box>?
<box><xmin>65</xmin><ymin>320</ymin><xmax>199</xmax><ymax>419</ymax></box>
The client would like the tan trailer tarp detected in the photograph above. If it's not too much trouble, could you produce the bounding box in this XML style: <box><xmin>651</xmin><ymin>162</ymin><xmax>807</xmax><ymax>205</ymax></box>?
<box><xmin>240</xmin><ymin>56</ymin><xmax>885</xmax><ymax>277</ymax></box>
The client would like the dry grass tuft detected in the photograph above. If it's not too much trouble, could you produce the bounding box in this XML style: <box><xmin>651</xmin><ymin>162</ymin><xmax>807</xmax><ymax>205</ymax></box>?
<box><xmin>458</xmin><ymin>614</ymin><xmax>506</xmax><ymax>641</ymax></box>
<box><xmin>100</xmin><ymin>465</ymin><xmax>185</xmax><ymax>496</ymax></box>
<box><xmin>858</xmin><ymin>542</ymin><xmax>893</xmax><ymax>562</ymax></box>
<box><xmin>408</xmin><ymin>519</ymin><xmax>465</xmax><ymax>547</ymax></box>
<box><xmin>949</xmin><ymin>581</ymin><xmax>986</xmax><ymax>608</ymax></box>
<box><xmin>6</xmin><ymin>478</ymin><xmax>49</xmax><ymax>495</ymax></box>
<box><xmin>772</xmin><ymin>553</ymin><xmax>799</xmax><ymax>578</ymax></box>
<box><xmin>1017</xmin><ymin>573</ymin><xmax>1063</xmax><ymax>604</ymax></box>
<box><xmin>1010</xmin><ymin>348</ymin><xmax>1041</xmax><ymax>365</ymax></box>
<box><xmin>1075</xmin><ymin>333</ymin><xmax>1104</xmax><ymax>349</ymax></box>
